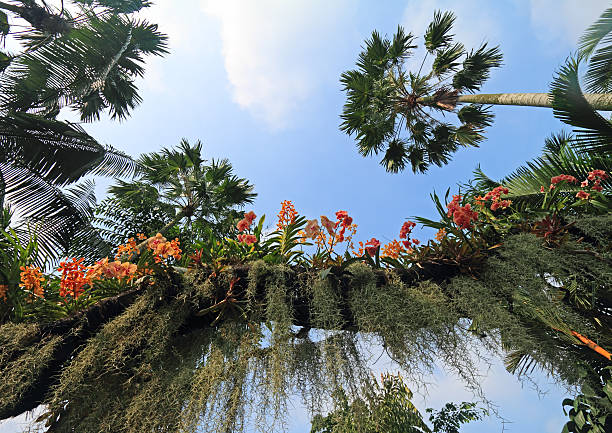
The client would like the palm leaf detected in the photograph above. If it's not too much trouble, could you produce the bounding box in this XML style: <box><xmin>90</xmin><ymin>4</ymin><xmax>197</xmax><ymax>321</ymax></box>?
<box><xmin>579</xmin><ymin>7</ymin><xmax>612</xmax><ymax>92</ymax></box>
<box><xmin>469</xmin><ymin>132</ymin><xmax>612</xmax><ymax>209</ymax></box>
<box><xmin>0</xmin><ymin>13</ymin><xmax>167</xmax><ymax>121</ymax></box>
<box><xmin>72</xmin><ymin>0</ymin><xmax>152</xmax><ymax>13</ymax></box>
<box><xmin>0</xmin><ymin>167</ymin><xmax>97</xmax><ymax>258</ymax></box>
<box><xmin>452</xmin><ymin>43</ymin><xmax>503</xmax><ymax>93</ymax></box>
<box><xmin>424</xmin><ymin>10</ymin><xmax>455</xmax><ymax>52</ymax></box>
<box><xmin>504</xmin><ymin>349</ymin><xmax>541</xmax><ymax>376</ymax></box>
<box><xmin>0</xmin><ymin>113</ymin><xmax>137</xmax><ymax>185</ymax></box>
<box><xmin>550</xmin><ymin>57</ymin><xmax>612</xmax><ymax>155</ymax></box>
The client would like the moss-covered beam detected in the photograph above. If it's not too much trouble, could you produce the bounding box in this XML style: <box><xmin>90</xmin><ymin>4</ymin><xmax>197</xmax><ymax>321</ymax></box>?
<box><xmin>0</xmin><ymin>261</ymin><xmax>462</xmax><ymax>420</ymax></box>
<box><xmin>0</xmin><ymin>287</ymin><xmax>142</xmax><ymax>419</ymax></box>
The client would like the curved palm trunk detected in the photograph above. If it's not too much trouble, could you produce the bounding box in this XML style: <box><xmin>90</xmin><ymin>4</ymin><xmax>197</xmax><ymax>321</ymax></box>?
<box><xmin>456</xmin><ymin>92</ymin><xmax>612</xmax><ymax>110</ymax></box>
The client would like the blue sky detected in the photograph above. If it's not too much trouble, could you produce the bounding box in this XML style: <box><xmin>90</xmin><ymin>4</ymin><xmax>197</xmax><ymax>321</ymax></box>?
<box><xmin>1</xmin><ymin>0</ymin><xmax>610</xmax><ymax>432</ymax></box>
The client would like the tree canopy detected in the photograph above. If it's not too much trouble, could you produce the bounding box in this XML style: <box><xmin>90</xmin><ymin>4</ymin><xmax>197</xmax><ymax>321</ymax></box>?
<box><xmin>0</xmin><ymin>0</ymin><xmax>167</xmax><ymax>257</ymax></box>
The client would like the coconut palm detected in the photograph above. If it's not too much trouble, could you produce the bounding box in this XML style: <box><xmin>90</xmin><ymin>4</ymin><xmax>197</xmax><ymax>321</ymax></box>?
<box><xmin>93</xmin><ymin>139</ymin><xmax>256</xmax><ymax>252</ymax></box>
<box><xmin>0</xmin><ymin>0</ymin><xmax>167</xmax><ymax>257</ymax></box>
<box><xmin>340</xmin><ymin>10</ymin><xmax>612</xmax><ymax>173</ymax></box>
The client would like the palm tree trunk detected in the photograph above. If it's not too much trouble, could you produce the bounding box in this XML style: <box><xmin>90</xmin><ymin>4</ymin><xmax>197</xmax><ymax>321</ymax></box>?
<box><xmin>456</xmin><ymin>93</ymin><xmax>612</xmax><ymax>110</ymax></box>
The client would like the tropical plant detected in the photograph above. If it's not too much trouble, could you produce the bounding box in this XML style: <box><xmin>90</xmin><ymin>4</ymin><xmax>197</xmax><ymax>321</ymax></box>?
<box><xmin>0</xmin><ymin>0</ymin><xmax>167</xmax><ymax>258</ymax></box>
<box><xmin>562</xmin><ymin>366</ymin><xmax>612</xmax><ymax>433</ymax></box>
<box><xmin>0</xmin><ymin>206</ymin><xmax>42</xmax><ymax>322</ymax></box>
<box><xmin>579</xmin><ymin>7</ymin><xmax>612</xmax><ymax>94</ymax></box>
<box><xmin>310</xmin><ymin>373</ymin><xmax>486</xmax><ymax>433</ymax></box>
<box><xmin>91</xmin><ymin>139</ymin><xmax>256</xmax><ymax>256</ymax></box>
<box><xmin>340</xmin><ymin>10</ymin><xmax>612</xmax><ymax>173</ymax></box>
<box><xmin>467</xmin><ymin>132</ymin><xmax>612</xmax><ymax>212</ymax></box>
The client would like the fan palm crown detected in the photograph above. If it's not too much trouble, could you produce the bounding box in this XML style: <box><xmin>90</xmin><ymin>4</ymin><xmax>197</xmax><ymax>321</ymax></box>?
<box><xmin>341</xmin><ymin>11</ymin><xmax>502</xmax><ymax>173</ymax></box>
<box><xmin>341</xmin><ymin>9</ymin><xmax>612</xmax><ymax>174</ymax></box>
<box><xmin>105</xmin><ymin>139</ymin><xmax>257</xmax><ymax>240</ymax></box>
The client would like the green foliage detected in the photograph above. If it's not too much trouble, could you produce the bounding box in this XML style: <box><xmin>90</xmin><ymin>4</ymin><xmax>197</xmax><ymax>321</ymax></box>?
<box><xmin>73</xmin><ymin>0</ymin><xmax>152</xmax><ymax>13</ymax></box>
<box><xmin>0</xmin><ymin>208</ymin><xmax>42</xmax><ymax>322</ymax></box>
<box><xmin>425</xmin><ymin>11</ymin><xmax>456</xmax><ymax>53</ymax></box>
<box><xmin>562</xmin><ymin>367</ymin><xmax>612</xmax><ymax>433</ymax></box>
<box><xmin>0</xmin><ymin>1</ymin><xmax>167</xmax><ymax>259</ymax></box>
<box><xmin>310</xmin><ymin>373</ymin><xmax>430</xmax><ymax>433</ymax></box>
<box><xmin>264</xmin><ymin>215</ymin><xmax>309</xmax><ymax>264</ymax></box>
<box><xmin>91</xmin><ymin>139</ymin><xmax>256</xmax><ymax>258</ymax></box>
<box><xmin>579</xmin><ymin>7</ymin><xmax>612</xmax><ymax>93</ymax></box>
<box><xmin>0</xmin><ymin>10</ymin><xmax>168</xmax><ymax>120</ymax></box>
<box><xmin>550</xmin><ymin>56</ymin><xmax>612</xmax><ymax>156</ymax></box>
<box><xmin>340</xmin><ymin>10</ymin><xmax>501</xmax><ymax>172</ymax></box>
<box><xmin>426</xmin><ymin>402</ymin><xmax>487</xmax><ymax>433</ymax></box>
<box><xmin>468</xmin><ymin>132</ymin><xmax>611</xmax><ymax>212</ymax></box>
<box><xmin>0</xmin><ymin>214</ymin><xmax>610</xmax><ymax>431</ymax></box>
<box><xmin>310</xmin><ymin>373</ymin><xmax>485</xmax><ymax>433</ymax></box>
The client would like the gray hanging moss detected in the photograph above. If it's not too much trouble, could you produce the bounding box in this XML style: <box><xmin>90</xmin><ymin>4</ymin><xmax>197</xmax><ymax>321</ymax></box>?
<box><xmin>0</xmin><ymin>214</ymin><xmax>609</xmax><ymax>432</ymax></box>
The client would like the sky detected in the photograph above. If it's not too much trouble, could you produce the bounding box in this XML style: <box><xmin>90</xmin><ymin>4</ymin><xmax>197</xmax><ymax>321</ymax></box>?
<box><xmin>1</xmin><ymin>0</ymin><xmax>610</xmax><ymax>432</ymax></box>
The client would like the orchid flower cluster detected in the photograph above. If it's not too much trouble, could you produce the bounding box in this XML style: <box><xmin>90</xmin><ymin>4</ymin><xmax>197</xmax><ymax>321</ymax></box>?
<box><xmin>236</xmin><ymin>211</ymin><xmax>258</xmax><ymax>245</ymax></box>
<box><xmin>540</xmin><ymin>170</ymin><xmax>608</xmax><ymax>201</ymax></box>
<box><xmin>16</xmin><ymin>233</ymin><xmax>181</xmax><ymax>303</ymax></box>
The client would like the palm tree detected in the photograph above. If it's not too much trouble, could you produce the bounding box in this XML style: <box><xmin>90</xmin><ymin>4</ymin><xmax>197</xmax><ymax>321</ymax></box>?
<box><xmin>0</xmin><ymin>0</ymin><xmax>167</xmax><ymax>257</ymax></box>
<box><xmin>93</xmin><ymin>139</ymin><xmax>256</xmax><ymax>253</ymax></box>
<box><xmin>340</xmin><ymin>10</ymin><xmax>612</xmax><ymax>173</ymax></box>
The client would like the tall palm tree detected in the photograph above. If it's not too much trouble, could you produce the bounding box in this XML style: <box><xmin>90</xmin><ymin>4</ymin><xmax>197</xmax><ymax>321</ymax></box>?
<box><xmin>340</xmin><ymin>10</ymin><xmax>612</xmax><ymax>173</ymax></box>
<box><xmin>92</xmin><ymin>139</ymin><xmax>256</xmax><ymax>253</ymax></box>
<box><xmin>0</xmin><ymin>0</ymin><xmax>167</xmax><ymax>257</ymax></box>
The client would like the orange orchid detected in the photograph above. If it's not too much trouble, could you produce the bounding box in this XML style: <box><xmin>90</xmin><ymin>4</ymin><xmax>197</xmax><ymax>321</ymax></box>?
<box><xmin>20</xmin><ymin>266</ymin><xmax>45</xmax><ymax>298</ymax></box>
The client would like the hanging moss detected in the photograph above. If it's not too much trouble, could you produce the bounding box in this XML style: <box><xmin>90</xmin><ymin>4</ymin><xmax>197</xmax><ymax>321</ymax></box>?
<box><xmin>0</xmin><ymin>323</ymin><xmax>61</xmax><ymax>417</ymax></box>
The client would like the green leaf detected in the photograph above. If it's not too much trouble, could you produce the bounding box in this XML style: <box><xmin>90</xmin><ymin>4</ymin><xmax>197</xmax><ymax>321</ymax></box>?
<box><xmin>319</xmin><ymin>267</ymin><xmax>332</xmax><ymax>280</ymax></box>
<box><xmin>0</xmin><ymin>11</ymin><xmax>9</xmax><ymax>36</ymax></box>
<box><xmin>425</xmin><ymin>10</ymin><xmax>456</xmax><ymax>52</ymax></box>
<box><xmin>550</xmin><ymin>56</ymin><xmax>612</xmax><ymax>155</ymax></box>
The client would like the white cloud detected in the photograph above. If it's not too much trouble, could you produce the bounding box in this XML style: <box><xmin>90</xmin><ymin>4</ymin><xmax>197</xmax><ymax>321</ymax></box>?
<box><xmin>528</xmin><ymin>0</ymin><xmax>609</xmax><ymax>49</ymax></box>
<box><xmin>201</xmin><ymin>0</ymin><xmax>349</xmax><ymax>130</ymax></box>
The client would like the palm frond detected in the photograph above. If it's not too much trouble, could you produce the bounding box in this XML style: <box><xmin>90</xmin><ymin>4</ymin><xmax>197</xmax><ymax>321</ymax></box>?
<box><xmin>469</xmin><ymin>132</ymin><xmax>612</xmax><ymax>209</ymax></box>
<box><xmin>424</xmin><ymin>10</ymin><xmax>455</xmax><ymax>52</ymax></box>
<box><xmin>381</xmin><ymin>138</ymin><xmax>408</xmax><ymax>173</ymax></box>
<box><xmin>579</xmin><ymin>7</ymin><xmax>612</xmax><ymax>57</ymax></box>
<box><xmin>579</xmin><ymin>7</ymin><xmax>612</xmax><ymax>92</ymax></box>
<box><xmin>340</xmin><ymin>11</ymin><xmax>501</xmax><ymax>173</ymax></box>
<box><xmin>0</xmin><ymin>13</ymin><xmax>167</xmax><ymax>121</ymax></box>
<box><xmin>0</xmin><ymin>113</ymin><xmax>136</xmax><ymax>185</ymax></box>
<box><xmin>504</xmin><ymin>349</ymin><xmax>541</xmax><ymax>377</ymax></box>
<box><xmin>550</xmin><ymin>57</ymin><xmax>612</xmax><ymax>155</ymax></box>
<box><xmin>452</xmin><ymin>43</ymin><xmax>503</xmax><ymax>93</ymax></box>
<box><xmin>432</xmin><ymin>42</ymin><xmax>464</xmax><ymax>76</ymax></box>
<box><xmin>1</xmin><ymin>169</ymin><xmax>97</xmax><ymax>258</ymax></box>
<box><xmin>72</xmin><ymin>0</ymin><xmax>152</xmax><ymax>13</ymax></box>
